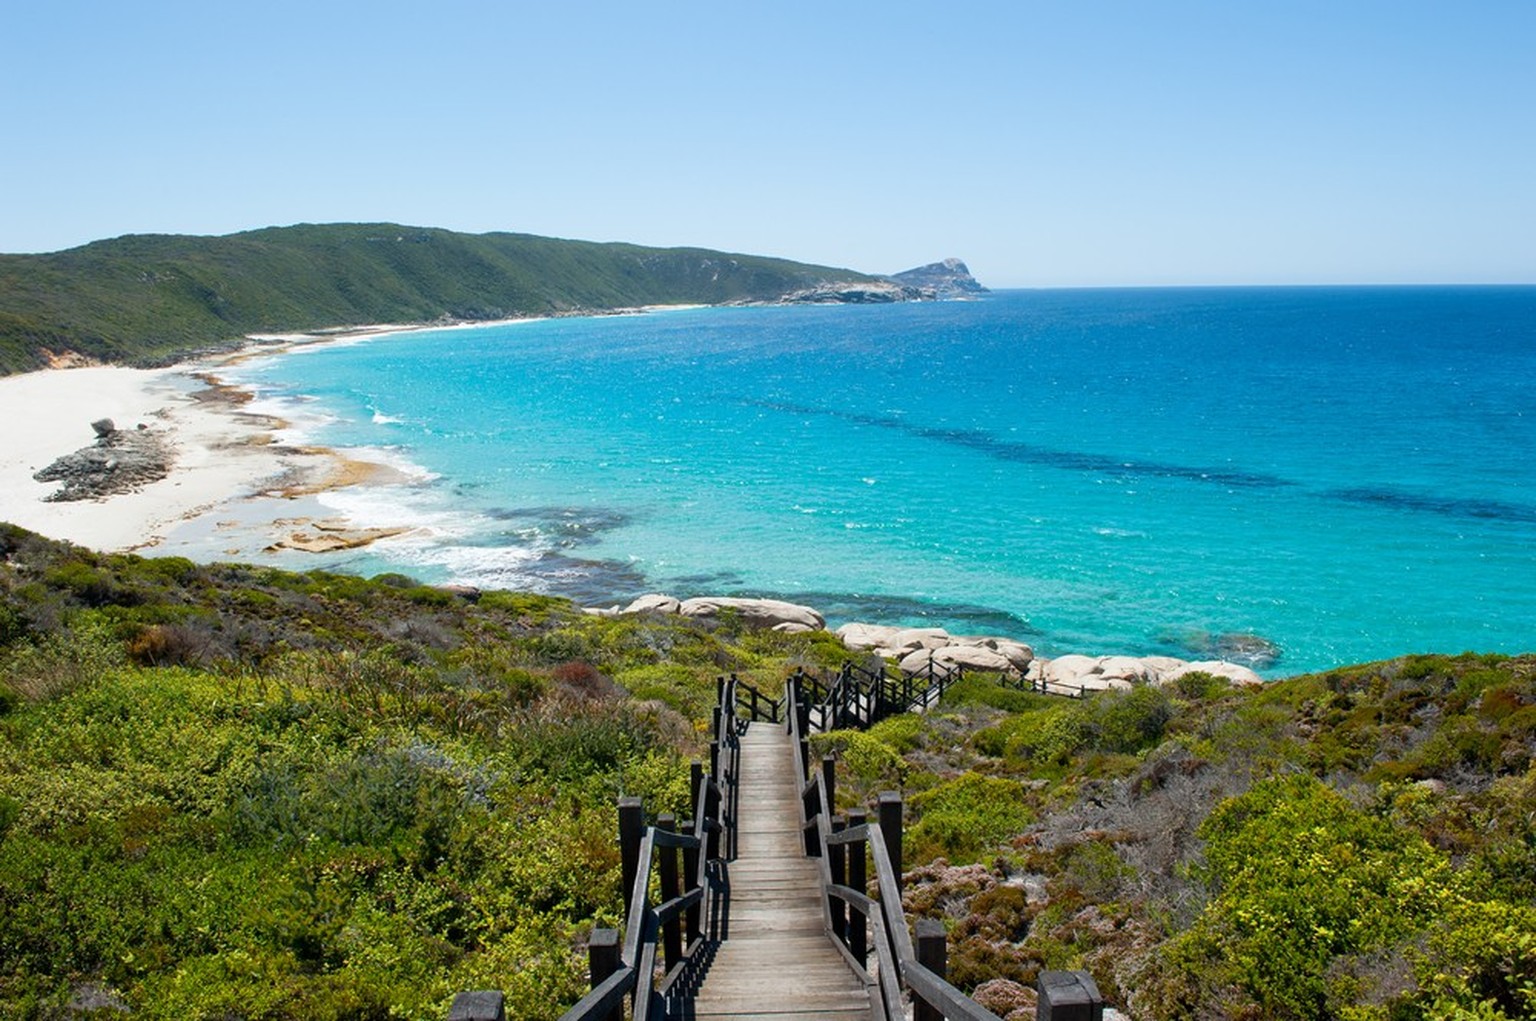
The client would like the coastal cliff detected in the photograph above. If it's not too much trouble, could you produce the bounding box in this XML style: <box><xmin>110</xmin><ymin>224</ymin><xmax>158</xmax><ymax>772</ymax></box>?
<box><xmin>0</xmin><ymin>223</ymin><xmax>994</xmax><ymax>374</ymax></box>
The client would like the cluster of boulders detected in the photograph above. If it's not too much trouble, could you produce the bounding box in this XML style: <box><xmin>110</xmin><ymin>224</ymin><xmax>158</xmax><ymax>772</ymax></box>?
<box><xmin>587</xmin><ymin>593</ymin><xmax>1267</xmax><ymax>689</ymax></box>
<box><xmin>1033</xmin><ymin>653</ymin><xmax>1263</xmax><ymax>690</ymax></box>
<box><xmin>834</xmin><ymin>624</ymin><xmax>1262</xmax><ymax>690</ymax></box>
<box><xmin>33</xmin><ymin>418</ymin><xmax>173</xmax><ymax>502</ymax></box>
<box><xmin>835</xmin><ymin>622</ymin><xmax>1035</xmax><ymax>675</ymax></box>
<box><xmin>587</xmin><ymin>594</ymin><xmax>825</xmax><ymax>633</ymax></box>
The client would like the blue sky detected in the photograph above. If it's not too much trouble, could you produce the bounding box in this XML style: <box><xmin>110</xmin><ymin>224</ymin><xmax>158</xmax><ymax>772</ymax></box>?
<box><xmin>2</xmin><ymin>1</ymin><xmax>1532</xmax><ymax>286</ymax></box>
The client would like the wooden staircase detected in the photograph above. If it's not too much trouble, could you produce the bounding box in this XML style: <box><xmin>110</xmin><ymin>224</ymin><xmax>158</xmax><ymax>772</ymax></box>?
<box><xmin>689</xmin><ymin>722</ymin><xmax>871</xmax><ymax>1019</ymax></box>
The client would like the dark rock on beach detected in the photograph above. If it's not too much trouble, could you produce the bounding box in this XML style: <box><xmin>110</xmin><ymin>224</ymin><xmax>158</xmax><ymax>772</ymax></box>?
<box><xmin>32</xmin><ymin>420</ymin><xmax>174</xmax><ymax>501</ymax></box>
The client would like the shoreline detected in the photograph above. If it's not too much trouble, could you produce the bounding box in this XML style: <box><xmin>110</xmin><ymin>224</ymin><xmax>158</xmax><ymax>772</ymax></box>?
<box><xmin>0</xmin><ymin>304</ymin><xmax>710</xmax><ymax>558</ymax></box>
<box><xmin>0</xmin><ymin>308</ymin><xmax>1286</xmax><ymax>679</ymax></box>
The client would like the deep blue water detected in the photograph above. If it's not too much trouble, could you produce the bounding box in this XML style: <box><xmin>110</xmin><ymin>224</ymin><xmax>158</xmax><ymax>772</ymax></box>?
<box><xmin>225</xmin><ymin>287</ymin><xmax>1536</xmax><ymax>675</ymax></box>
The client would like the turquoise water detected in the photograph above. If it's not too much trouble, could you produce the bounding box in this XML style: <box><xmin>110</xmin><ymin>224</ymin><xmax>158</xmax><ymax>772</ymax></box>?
<box><xmin>226</xmin><ymin>288</ymin><xmax>1536</xmax><ymax>676</ymax></box>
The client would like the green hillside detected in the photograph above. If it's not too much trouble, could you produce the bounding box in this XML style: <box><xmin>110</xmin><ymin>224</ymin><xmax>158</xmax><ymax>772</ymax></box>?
<box><xmin>0</xmin><ymin>224</ymin><xmax>874</xmax><ymax>374</ymax></box>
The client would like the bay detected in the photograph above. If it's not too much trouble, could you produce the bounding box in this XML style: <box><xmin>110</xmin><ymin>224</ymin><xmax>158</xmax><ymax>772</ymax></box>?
<box><xmin>222</xmin><ymin>287</ymin><xmax>1536</xmax><ymax>676</ymax></box>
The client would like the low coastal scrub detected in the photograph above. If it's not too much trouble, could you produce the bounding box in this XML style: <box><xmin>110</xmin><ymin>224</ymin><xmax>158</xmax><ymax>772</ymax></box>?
<box><xmin>0</xmin><ymin>525</ymin><xmax>832</xmax><ymax>1019</ymax></box>
<box><xmin>875</xmin><ymin>655</ymin><xmax>1536</xmax><ymax>1020</ymax></box>
<box><xmin>4</xmin><ymin>525</ymin><xmax>1536</xmax><ymax>1019</ymax></box>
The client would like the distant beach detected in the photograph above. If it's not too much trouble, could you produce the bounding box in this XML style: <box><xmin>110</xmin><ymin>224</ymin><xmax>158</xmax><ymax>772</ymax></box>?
<box><xmin>0</xmin><ymin>306</ymin><xmax>710</xmax><ymax>560</ymax></box>
<box><xmin>0</xmin><ymin>324</ymin><xmax>451</xmax><ymax>556</ymax></box>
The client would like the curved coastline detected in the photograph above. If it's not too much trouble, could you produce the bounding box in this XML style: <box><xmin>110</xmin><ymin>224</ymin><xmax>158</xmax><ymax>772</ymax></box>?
<box><xmin>0</xmin><ymin>324</ymin><xmax>458</xmax><ymax>557</ymax></box>
<box><xmin>0</xmin><ymin>304</ymin><xmax>712</xmax><ymax>560</ymax></box>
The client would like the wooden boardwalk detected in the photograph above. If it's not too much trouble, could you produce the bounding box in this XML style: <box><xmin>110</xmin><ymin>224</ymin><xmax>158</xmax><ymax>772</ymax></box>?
<box><xmin>689</xmin><ymin>722</ymin><xmax>872</xmax><ymax>1020</ymax></box>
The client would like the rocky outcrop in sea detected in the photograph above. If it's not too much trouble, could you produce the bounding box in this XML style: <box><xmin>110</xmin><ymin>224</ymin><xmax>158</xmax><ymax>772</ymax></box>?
<box><xmin>32</xmin><ymin>419</ymin><xmax>174</xmax><ymax>501</ymax></box>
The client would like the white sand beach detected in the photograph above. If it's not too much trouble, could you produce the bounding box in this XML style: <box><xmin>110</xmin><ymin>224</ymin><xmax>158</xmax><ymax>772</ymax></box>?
<box><xmin>0</xmin><ymin>362</ymin><xmax>372</xmax><ymax>552</ymax></box>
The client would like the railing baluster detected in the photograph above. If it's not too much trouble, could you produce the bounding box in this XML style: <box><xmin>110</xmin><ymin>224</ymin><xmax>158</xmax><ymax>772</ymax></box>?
<box><xmin>915</xmin><ymin>920</ymin><xmax>946</xmax><ymax>1021</ymax></box>
<box><xmin>680</xmin><ymin>817</ymin><xmax>701</xmax><ymax>944</ymax></box>
<box><xmin>618</xmin><ymin>797</ymin><xmax>645</xmax><ymax>913</ymax></box>
<box><xmin>657</xmin><ymin>814</ymin><xmax>682</xmax><ymax>972</ymax></box>
<box><xmin>878</xmin><ymin>792</ymin><xmax>903</xmax><ymax>897</ymax></box>
<box><xmin>829</xmin><ymin>813</ymin><xmax>847</xmax><ymax>944</ymax></box>
<box><xmin>587</xmin><ymin>930</ymin><xmax>621</xmax><ymax>1021</ymax></box>
<box><xmin>847</xmin><ymin>807</ymin><xmax>868</xmax><ymax>968</ymax></box>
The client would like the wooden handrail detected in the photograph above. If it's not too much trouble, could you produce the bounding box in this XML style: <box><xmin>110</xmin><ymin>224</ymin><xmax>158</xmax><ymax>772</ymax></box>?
<box><xmin>451</xmin><ymin>664</ymin><xmax>1097</xmax><ymax>1021</ymax></box>
<box><xmin>455</xmin><ymin>677</ymin><xmax>742</xmax><ymax>1021</ymax></box>
<box><xmin>786</xmin><ymin>676</ymin><xmax>1005</xmax><ymax>1021</ymax></box>
<box><xmin>780</xmin><ymin>673</ymin><xmax>1104</xmax><ymax>1021</ymax></box>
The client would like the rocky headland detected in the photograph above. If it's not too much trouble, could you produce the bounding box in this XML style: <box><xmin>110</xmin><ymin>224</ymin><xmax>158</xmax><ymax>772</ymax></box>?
<box><xmin>775</xmin><ymin>258</ymin><xmax>988</xmax><ymax>305</ymax></box>
<box><xmin>889</xmin><ymin>258</ymin><xmax>990</xmax><ymax>299</ymax></box>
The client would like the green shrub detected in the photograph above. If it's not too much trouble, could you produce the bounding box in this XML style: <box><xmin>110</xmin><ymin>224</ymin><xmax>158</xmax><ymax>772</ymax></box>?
<box><xmin>811</xmin><ymin>729</ymin><xmax>906</xmax><ymax>796</ymax></box>
<box><xmin>867</xmin><ymin>713</ymin><xmax>923</xmax><ymax>753</ymax></box>
<box><xmin>944</xmin><ymin>674</ymin><xmax>1047</xmax><ymax>712</ymax></box>
<box><xmin>908</xmin><ymin>773</ymin><xmax>1031</xmax><ymax>864</ymax></box>
<box><xmin>1170</xmin><ymin>669</ymin><xmax>1230</xmax><ymax>702</ymax></box>
<box><xmin>983</xmin><ymin>706</ymin><xmax>1085</xmax><ymax>767</ymax></box>
<box><xmin>1056</xmin><ymin>839</ymin><xmax>1135</xmax><ymax>901</ymax></box>
<box><xmin>1153</xmin><ymin>774</ymin><xmax>1450</xmax><ymax>1018</ymax></box>
<box><xmin>1084</xmin><ymin>685</ymin><xmax>1173</xmax><ymax>754</ymax></box>
<box><xmin>0</xmin><ymin>601</ymin><xmax>27</xmax><ymax>646</ymax></box>
<box><xmin>476</xmin><ymin>590</ymin><xmax>570</xmax><ymax>621</ymax></box>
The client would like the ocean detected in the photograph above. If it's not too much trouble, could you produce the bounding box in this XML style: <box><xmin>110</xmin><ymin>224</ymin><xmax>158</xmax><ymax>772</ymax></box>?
<box><xmin>213</xmin><ymin>287</ymin><xmax>1536</xmax><ymax>677</ymax></box>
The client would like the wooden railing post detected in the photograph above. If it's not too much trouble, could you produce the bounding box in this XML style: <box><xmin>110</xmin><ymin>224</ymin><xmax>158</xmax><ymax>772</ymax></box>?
<box><xmin>657</xmin><ymin>813</ymin><xmax>683</xmax><ymax>971</ymax></box>
<box><xmin>728</xmin><ymin>729</ymin><xmax>742</xmax><ymax>860</ymax></box>
<box><xmin>822</xmin><ymin>755</ymin><xmax>837</xmax><ymax>813</ymax></box>
<box><xmin>829</xmin><ymin>813</ymin><xmax>847</xmax><ymax>943</ymax></box>
<box><xmin>680</xmin><ymin>816</ymin><xmax>702</xmax><ymax>943</ymax></box>
<box><xmin>618</xmin><ymin>797</ymin><xmax>645</xmax><ymax>916</ymax></box>
<box><xmin>705</xmin><ymin>778</ymin><xmax>722</xmax><ymax>860</ymax></box>
<box><xmin>447</xmin><ymin>991</ymin><xmax>505</xmax><ymax>1021</ymax></box>
<box><xmin>802</xmin><ymin>780</ymin><xmax>820</xmax><ymax>857</ymax></box>
<box><xmin>846</xmin><ymin>807</ymin><xmax>868</xmax><ymax>967</ymax></box>
<box><xmin>878</xmin><ymin>791</ymin><xmax>903</xmax><ymax>896</ymax></box>
<box><xmin>690</xmin><ymin>760</ymin><xmax>704</xmax><ymax>821</ymax></box>
<box><xmin>915</xmin><ymin>919</ymin><xmax>947</xmax><ymax>1021</ymax></box>
<box><xmin>588</xmin><ymin>929</ymin><xmax>621</xmax><ymax>1021</ymax></box>
<box><xmin>1037</xmin><ymin>971</ymin><xmax>1104</xmax><ymax>1020</ymax></box>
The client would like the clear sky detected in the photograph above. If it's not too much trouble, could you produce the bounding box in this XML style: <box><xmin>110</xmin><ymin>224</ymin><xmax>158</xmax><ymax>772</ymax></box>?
<box><xmin>2</xmin><ymin>1</ymin><xmax>1532</xmax><ymax>287</ymax></box>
